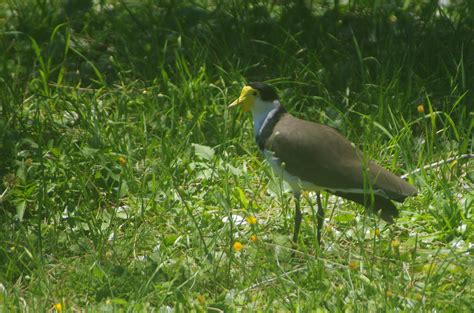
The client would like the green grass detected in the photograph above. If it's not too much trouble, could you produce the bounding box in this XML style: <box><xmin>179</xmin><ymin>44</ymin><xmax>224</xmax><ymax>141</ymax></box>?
<box><xmin>0</xmin><ymin>0</ymin><xmax>473</xmax><ymax>311</ymax></box>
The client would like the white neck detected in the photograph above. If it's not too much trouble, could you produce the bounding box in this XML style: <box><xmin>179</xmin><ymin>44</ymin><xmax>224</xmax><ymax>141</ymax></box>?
<box><xmin>251</xmin><ymin>99</ymin><xmax>280</xmax><ymax>136</ymax></box>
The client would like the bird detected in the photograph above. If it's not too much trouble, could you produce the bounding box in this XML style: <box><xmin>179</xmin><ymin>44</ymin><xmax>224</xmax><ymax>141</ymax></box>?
<box><xmin>228</xmin><ymin>82</ymin><xmax>417</xmax><ymax>245</ymax></box>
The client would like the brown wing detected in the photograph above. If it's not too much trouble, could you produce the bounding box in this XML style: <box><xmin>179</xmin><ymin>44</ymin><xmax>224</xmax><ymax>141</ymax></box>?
<box><xmin>266</xmin><ymin>114</ymin><xmax>417</xmax><ymax>201</ymax></box>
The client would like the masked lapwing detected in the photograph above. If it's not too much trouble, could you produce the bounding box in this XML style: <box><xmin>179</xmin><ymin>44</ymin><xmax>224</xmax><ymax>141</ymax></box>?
<box><xmin>228</xmin><ymin>82</ymin><xmax>417</xmax><ymax>245</ymax></box>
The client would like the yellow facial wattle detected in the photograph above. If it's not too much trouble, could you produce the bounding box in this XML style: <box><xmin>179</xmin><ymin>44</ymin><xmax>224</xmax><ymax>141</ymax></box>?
<box><xmin>228</xmin><ymin>86</ymin><xmax>256</xmax><ymax>112</ymax></box>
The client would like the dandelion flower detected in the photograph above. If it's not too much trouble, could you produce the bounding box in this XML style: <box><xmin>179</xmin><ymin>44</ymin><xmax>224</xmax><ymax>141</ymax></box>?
<box><xmin>417</xmin><ymin>104</ymin><xmax>424</xmax><ymax>113</ymax></box>
<box><xmin>54</xmin><ymin>303</ymin><xmax>62</xmax><ymax>312</ymax></box>
<box><xmin>250</xmin><ymin>235</ymin><xmax>257</xmax><ymax>243</ymax></box>
<box><xmin>118</xmin><ymin>156</ymin><xmax>126</xmax><ymax>166</ymax></box>
<box><xmin>348</xmin><ymin>261</ymin><xmax>358</xmax><ymax>271</ymax></box>
<box><xmin>197</xmin><ymin>294</ymin><xmax>205</xmax><ymax>304</ymax></box>
<box><xmin>391</xmin><ymin>239</ymin><xmax>400</xmax><ymax>249</ymax></box>
<box><xmin>245</xmin><ymin>216</ymin><xmax>257</xmax><ymax>225</ymax></box>
<box><xmin>233</xmin><ymin>241</ymin><xmax>243</xmax><ymax>251</ymax></box>
<box><xmin>25</xmin><ymin>158</ymin><xmax>33</xmax><ymax>167</ymax></box>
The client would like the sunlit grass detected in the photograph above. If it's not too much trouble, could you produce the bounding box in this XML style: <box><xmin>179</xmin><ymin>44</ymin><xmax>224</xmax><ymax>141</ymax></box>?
<box><xmin>0</xmin><ymin>0</ymin><xmax>473</xmax><ymax>311</ymax></box>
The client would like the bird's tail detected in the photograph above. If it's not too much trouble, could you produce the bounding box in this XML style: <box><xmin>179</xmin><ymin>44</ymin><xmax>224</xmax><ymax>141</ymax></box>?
<box><xmin>333</xmin><ymin>191</ymin><xmax>399</xmax><ymax>223</ymax></box>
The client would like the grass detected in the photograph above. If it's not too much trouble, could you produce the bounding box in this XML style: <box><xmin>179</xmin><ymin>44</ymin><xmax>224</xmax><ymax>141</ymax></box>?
<box><xmin>0</xmin><ymin>0</ymin><xmax>473</xmax><ymax>311</ymax></box>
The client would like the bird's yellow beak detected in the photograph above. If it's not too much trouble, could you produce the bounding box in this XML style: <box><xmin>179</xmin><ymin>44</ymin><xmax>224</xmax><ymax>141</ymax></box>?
<box><xmin>228</xmin><ymin>86</ymin><xmax>256</xmax><ymax>112</ymax></box>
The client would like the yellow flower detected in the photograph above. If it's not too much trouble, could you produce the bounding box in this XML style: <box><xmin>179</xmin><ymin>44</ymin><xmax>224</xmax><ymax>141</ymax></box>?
<box><xmin>415</xmin><ymin>293</ymin><xmax>423</xmax><ymax>301</ymax></box>
<box><xmin>250</xmin><ymin>235</ymin><xmax>257</xmax><ymax>243</ymax></box>
<box><xmin>374</xmin><ymin>228</ymin><xmax>381</xmax><ymax>236</ymax></box>
<box><xmin>348</xmin><ymin>261</ymin><xmax>358</xmax><ymax>271</ymax></box>
<box><xmin>245</xmin><ymin>216</ymin><xmax>257</xmax><ymax>225</ymax></box>
<box><xmin>118</xmin><ymin>156</ymin><xmax>126</xmax><ymax>166</ymax></box>
<box><xmin>391</xmin><ymin>239</ymin><xmax>400</xmax><ymax>249</ymax></box>
<box><xmin>417</xmin><ymin>104</ymin><xmax>425</xmax><ymax>113</ymax></box>
<box><xmin>386</xmin><ymin>290</ymin><xmax>394</xmax><ymax>297</ymax></box>
<box><xmin>233</xmin><ymin>241</ymin><xmax>243</xmax><ymax>251</ymax></box>
<box><xmin>197</xmin><ymin>294</ymin><xmax>205</xmax><ymax>304</ymax></box>
<box><xmin>54</xmin><ymin>303</ymin><xmax>62</xmax><ymax>312</ymax></box>
<box><xmin>25</xmin><ymin>158</ymin><xmax>33</xmax><ymax>167</ymax></box>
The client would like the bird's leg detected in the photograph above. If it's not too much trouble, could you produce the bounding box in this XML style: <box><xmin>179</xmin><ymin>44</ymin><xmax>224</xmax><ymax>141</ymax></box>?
<box><xmin>292</xmin><ymin>191</ymin><xmax>302</xmax><ymax>243</ymax></box>
<box><xmin>316</xmin><ymin>192</ymin><xmax>324</xmax><ymax>245</ymax></box>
